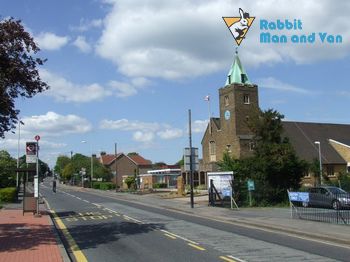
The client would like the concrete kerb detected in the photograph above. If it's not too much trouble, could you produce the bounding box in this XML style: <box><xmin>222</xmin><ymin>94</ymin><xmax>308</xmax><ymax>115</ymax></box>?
<box><xmin>59</xmin><ymin>184</ymin><xmax>350</xmax><ymax>248</ymax></box>
<box><xmin>42</xmin><ymin>197</ymin><xmax>72</xmax><ymax>262</ymax></box>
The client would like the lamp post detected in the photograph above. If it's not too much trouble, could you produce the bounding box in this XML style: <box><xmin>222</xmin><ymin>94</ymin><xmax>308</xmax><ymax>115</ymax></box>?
<box><xmin>81</xmin><ymin>140</ymin><xmax>93</xmax><ymax>188</ymax></box>
<box><xmin>314</xmin><ymin>141</ymin><xmax>323</xmax><ymax>185</ymax></box>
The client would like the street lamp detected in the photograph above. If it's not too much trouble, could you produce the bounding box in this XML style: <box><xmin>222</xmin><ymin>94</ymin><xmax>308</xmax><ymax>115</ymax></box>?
<box><xmin>314</xmin><ymin>141</ymin><xmax>323</xmax><ymax>185</ymax></box>
<box><xmin>81</xmin><ymin>140</ymin><xmax>93</xmax><ymax>188</ymax></box>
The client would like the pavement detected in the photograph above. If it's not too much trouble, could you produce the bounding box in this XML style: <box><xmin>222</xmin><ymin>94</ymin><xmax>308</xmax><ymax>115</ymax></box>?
<box><xmin>1</xmin><ymin>184</ymin><xmax>350</xmax><ymax>262</ymax></box>
<box><xmin>0</xmin><ymin>193</ymin><xmax>68</xmax><ymax>262</ymax></box>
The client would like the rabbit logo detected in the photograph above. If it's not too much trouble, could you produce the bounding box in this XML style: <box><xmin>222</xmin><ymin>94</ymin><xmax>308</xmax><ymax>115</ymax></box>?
<box><xmin>223</xmin><ymin>8</ymin><xmax>255</xmax><ymax>46</ymax></box>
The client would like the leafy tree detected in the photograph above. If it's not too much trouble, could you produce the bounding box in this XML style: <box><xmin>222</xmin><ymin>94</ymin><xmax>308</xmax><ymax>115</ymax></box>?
<box><xmin>219</xmin><ymin>109</ymin><xmax>308</xmax><ymax>206</ymax></box>
<box><xmin>57</xmin><ymin>153</ymin><xmax>111</xmax><ymax>183</ymax></box>
<box><xmin>54</xmin><ymin>155</ymin><xmax>71</xmax><ymax>176</ymax></box>
<box><xmin>0</xmin><ymin>18</ymin><xmax>49</xmax><ymax>138</ymax></box>
<box><xmin>62</xmin><ymin>163</ymin><xmax>75</xmax><ymax>182</ymax></box>
<box><xmin>218</xmin><ymin>151</ymin><xmax>247</xmax><ymax>205</ymax></box>
<box><xmin>175</xmin><ymin>156</ymin><xmax>184</xmax><ymax>166</ymax></box>
<box><xmin>0</xmin><ymin>150</ymin><xmax>16</xmax><ymax>188</ymax></box>
<box><xmin>246</xmin><ymin>109</ymin><xmax>308</xmax><ymax>204</ymax></box>
<box><xmin>124</xmin><ymin>176</ymin><xmax>135</xmax><ymax>189</ymax></box>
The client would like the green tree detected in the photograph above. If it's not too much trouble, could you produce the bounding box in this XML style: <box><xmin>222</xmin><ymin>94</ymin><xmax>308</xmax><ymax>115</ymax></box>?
<box><xmin>62</xmin><ymin>163</ymin><xmax>75</xmax><ymax>182</ymax></box>
<box><xmin>218</xmin><ymin>151</ymin><xmax>247</xmax><ymax>205</ymax></box>
<box><xmin>54</xmin><ymin>155</ymin><xmax>71</xmax><ymax>176</ymax></box>
<box><xmin>0</xmin><ymin>150</ymin><xmax>17</xmax><ymax>188</ymax></box>
<box><xmin>246</xmin><ymin>109</ymin><xmax>308</xmax><ymax>204</ymax></box>
<box><xmin>92</xmin><ymin>159</ymin><xmax>111</xmax><ymax>182</ymax></box>
<box><xmin>57</xmin><ymin>153</ymin><xmax>111</xmax><ymax>183</ymax></box>
<box><xmin>0</xmin><ymin>18</ymin><xmax>49</xmax><ymax>137</ymax></box>
<box><xmin>218</xmin><ymin>109</ymin><xmax>308</xmax><ymax>206</ymax></box>
<box><xmin>124</xmin><ymin>176</ymin><xmax>135</xmax><ymax>189</ymax></box>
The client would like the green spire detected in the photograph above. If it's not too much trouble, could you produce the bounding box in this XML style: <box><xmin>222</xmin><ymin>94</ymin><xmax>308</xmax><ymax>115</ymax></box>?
<box><xmin>225</xmin><ymin>50</ymin><xmax>250</xmax><ymax>86</ymax></box>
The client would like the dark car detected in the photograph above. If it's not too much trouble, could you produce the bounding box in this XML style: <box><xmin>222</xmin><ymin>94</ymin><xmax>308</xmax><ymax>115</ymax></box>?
<box><xmin>303</xmin><ymin>186</ymin><xmax>350</xmax><ymax>209</ymax></box>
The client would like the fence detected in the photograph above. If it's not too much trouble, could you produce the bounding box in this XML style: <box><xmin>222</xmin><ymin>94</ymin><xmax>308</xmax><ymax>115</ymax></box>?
<box><xmin>288</xmin><ymin>190</ymin><xmax>350</xmax><ymax>225</ymax></box>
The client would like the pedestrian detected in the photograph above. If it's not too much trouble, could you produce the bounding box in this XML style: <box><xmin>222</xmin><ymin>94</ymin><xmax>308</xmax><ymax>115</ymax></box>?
<box><xmin>53</xmin><ymin>179</ymin><xmax>56</xmax><ymax>193</ymax></box>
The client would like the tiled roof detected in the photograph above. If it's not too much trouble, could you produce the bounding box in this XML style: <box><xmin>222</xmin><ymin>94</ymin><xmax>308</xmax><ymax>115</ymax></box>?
<box><xmin>282</xmin><ymin>121</ymin><xmax>350</xmax><ymax>164</ymax></box>
<box><xmin>128</xmin><ymin>154</ymin><xmax>152</xmax><ymax>166</ymax></box>
<box><xmin>100</xmin><ymin>154</ymin><xmax>121</xmax><ymax>165</ymax></box>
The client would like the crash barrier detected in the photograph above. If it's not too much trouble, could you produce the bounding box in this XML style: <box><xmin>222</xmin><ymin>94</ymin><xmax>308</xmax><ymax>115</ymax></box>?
<box><xmin>288</xmin><ymin>191</ymin><xmax>350</xmax><ymax>225</ymax></box>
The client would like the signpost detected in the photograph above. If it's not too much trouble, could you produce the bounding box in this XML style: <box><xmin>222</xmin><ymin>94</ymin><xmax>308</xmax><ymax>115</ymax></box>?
<box><xmin>247</xmin><ymin>179</ymin><xmax>255</xmax><ymax>206</ymax></box>
<box><xmin>26</xmin><ymin>142</ymin><xmax>37</xmax><ymax>164</ymax></box>
<box><xmin>34</xmin><ymin>135</ymin><xmax>40</xmax><ymax>216</ymax></box>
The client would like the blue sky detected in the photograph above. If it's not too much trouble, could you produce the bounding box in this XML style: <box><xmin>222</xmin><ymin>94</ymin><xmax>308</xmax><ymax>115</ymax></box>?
<box><xmin>1</xmin><ymin>0</ymin><xmax>349</xmax><ymax>168</ymax></box>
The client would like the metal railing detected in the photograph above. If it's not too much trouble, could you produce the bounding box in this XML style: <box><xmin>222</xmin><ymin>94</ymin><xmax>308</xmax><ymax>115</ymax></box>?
<box><xmin>289</xmin><ymin>192</ymin><xmax>350</xmax><ymax>225</ymax></box>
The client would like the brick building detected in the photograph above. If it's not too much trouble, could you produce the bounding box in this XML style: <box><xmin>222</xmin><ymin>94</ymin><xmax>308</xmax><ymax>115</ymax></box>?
<box><xmin>99</xmin><ymin>152</ymin><xmax>152</xmax><ymax>188</ymax></box>
<box><xmin>201</xmin><ymin>52</ymin><xmax>350</xmax><ymax>186</ymax></box>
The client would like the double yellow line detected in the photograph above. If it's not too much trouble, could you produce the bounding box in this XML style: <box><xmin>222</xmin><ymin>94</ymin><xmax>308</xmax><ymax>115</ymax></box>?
<box><xmin>46</xmin><ymin>201</ymin><xmax>88</xmax><ymax>262</ymax></box>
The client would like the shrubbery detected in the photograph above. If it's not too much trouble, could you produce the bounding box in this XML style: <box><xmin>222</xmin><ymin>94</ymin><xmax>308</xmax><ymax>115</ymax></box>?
<box><xmin>92</xmin><ymin>182</ymin><xmax>116</xmax><ymax>190</ymax></box>
<box><xmin>153</xmin><ymin>183</ymin><xmax>167</xmax><ymax>188</ymax></box>
<box><xmin>0</xmin><ymin>187</ymin><xmax>17</xmax><ymax>202</ymax></box>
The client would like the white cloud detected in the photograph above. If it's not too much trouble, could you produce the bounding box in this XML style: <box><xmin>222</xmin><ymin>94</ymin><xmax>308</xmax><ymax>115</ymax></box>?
<box><xmin>192</xmin><ymin>120</ymin><xmax>209</xmax><ymax>133</ymax></box>
<box><xmin>100</xmin><ymin>119</ymin><xmax>160</xmax><ymax>131</ymax></box>
<box><xmin>133</xmin><ymin>131</ymin><xmax>155</xmax><ymax>143</ymax></box>
<box><xmin>40</xmin><ymin>69</ymin><xmax>111</xmax><ymax>103</ymax></box>
<box><xmin>258</xmin><ymin>77</ymin><xmax>311</xmax><ymax>94</ymax></box>
<box><xmin>70</xmin><ymin>18</ymin><xmax>103</xmax><ymax>32</ymax></box>
<box><xmin>0</xmin><ymin>138</ymin><xmax>66</xmax><ymax>151</ymax></box>
<box><xmin>96</xmin><ymin>0</ymin><xmax>350</xmax><ymax>80</ymax></box>
<box><xmin>19</xmin><ymin>111</ymin><xmax>92</xmax><ymax>137</ymax></box>
<box><xmin>157</xmin><ymin>129</ymin><xmax>183</xmax><ymax>139</ymax></box>
<box><xmin>100</xmin><ymin>118</ymin><xmax>184</xmax><ymax>143</ymax></box>
<box><xmin>35</xmin><ymin>32</ymin><xmax>69</xmax><ymax>50</ymax></box>
<box><xmin>73</xmin><ymin>36</ymin><xmax>92</xmax><ymax>53</ymax></box>
<box><xmin>108</xmin><ymin>77</ymin><xmax>150</xmax><ymax>97</ymax></box>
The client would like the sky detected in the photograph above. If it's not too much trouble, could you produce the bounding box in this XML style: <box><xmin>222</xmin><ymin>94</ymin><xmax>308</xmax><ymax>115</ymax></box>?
<box><xmin>0</xmin><ymin>0</ymin><xmax>349</xmax><ymax>169</ymax></box>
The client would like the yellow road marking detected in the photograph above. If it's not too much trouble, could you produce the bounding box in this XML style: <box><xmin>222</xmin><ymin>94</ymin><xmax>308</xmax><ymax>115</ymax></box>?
<box><xmin>50</xmin><ymin>209</ymin><xmax>88</xmax><ymax>262</ymax></box>
<box><xmin>160</xmin><ymin>230</ymin><xmax>198</xmax><ymax>245</ymax></box>
<box><xmin>78</xmin><ymin>213</ymin><xmax>88</xmax><ymax>221</ymax></box>
<box><xmin>164</xmin><ymin>233</ymin><xmax>177</xmax><ymax>240</ymax></box>
<box><xmin>220</xmin><ymin>256</ymin><xmax>237</xmax><ymax>262</ymax></box>
<box><xmin>188</xmin><ymin>243</ymin><xmax>206</xmax><ymax>251</ymax></box>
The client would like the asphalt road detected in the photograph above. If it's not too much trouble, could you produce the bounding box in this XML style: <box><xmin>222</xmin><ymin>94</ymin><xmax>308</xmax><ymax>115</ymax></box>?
<box><xmin>41</xmin><ymin>182</ymin><xmax>350</xmax><ymax>262</ymax></box>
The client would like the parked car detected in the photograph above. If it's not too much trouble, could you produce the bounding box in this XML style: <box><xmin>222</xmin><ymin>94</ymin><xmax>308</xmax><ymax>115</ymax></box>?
<box><xmin>303</xmin><ymin>186</ymin><xmax>350</xmax><ymax>210</ymax></box>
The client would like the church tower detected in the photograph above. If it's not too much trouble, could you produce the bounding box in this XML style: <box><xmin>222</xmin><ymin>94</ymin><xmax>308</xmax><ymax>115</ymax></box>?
<box><xmin>201</xmin><ymin>52</ymin><xmax>259</xmax><ymax>170</ymax></box>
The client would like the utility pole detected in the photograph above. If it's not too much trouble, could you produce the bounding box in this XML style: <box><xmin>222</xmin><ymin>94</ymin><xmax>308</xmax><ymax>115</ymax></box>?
<box><xmin>115</xmin><ymin>142</ymin><xmax>118</xmax><ymax>192</ymax></box>
<box><xmin>188</xmin><ymin>109</ymin><xmax>194</xmax><ymax>208</ymax></box>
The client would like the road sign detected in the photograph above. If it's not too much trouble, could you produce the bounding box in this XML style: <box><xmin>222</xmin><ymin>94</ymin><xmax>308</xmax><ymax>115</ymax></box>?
<box><xmin>247</xmin><ymin>179</ymin><xmax>255</xmax><ymax>191</ymax></box>
<box><xmin>34</xmin><ymin>135</ymin><xmax>40</xmax><ymax>141</ymax></box>
<box><xmin>183</xmin><ymin>147</ymin><xmax>199</xmax><ymax>171</ymax></box>
<box><xmin>26</xmin><ymin>142</ymin><xmax>37</xmax><ymax>163</ymax></box>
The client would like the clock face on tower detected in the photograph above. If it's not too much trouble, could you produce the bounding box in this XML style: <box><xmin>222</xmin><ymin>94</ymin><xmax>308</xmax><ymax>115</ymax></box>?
<box><xmin>224</xmin><ymin>110</ymin><xmax>231</xmax><ymax>120</ymax></box>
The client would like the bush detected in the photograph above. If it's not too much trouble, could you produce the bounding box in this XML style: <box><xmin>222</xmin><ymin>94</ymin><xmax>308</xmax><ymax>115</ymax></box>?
<box><xmin>100</xmin><ymin>182</ymin><xmax>116</xmax><ymax>190</ymax></box>
<box><xmin>92</xmin><ymin>182</ymin><xmax>115</xmax><ymax>190</ymax></box>
<box><xmin>0</xmin><ymin>187</ymin><xmax>17</xmax><ymax>202</ymax></box>
<box><xmin>153</xmin><ymin>183</ymin><xmax>167</xmax><ymax>189</ymax></box>
<box><xmin>195</xmin><ymin>185</ymin><xmax>207</xmax><ymax>190</ymax></box>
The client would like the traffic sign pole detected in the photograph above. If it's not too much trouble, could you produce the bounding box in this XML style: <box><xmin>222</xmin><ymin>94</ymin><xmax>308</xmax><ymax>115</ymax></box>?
<box><xmin>34</xmin><ymin>135</ymin><xmax>40</xmax><ymax>217</ymax></box>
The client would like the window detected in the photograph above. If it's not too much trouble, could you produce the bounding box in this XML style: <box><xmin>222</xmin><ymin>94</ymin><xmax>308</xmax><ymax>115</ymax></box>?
<box><xmin>243</xmin><ymin>94</ymin><xmax>250</xmax><ymax>104</ymax></box>
<box><xmin>224</xmin><ymin>95</ymin><xmax>229</xmax><ymax>106</ymax></box>
<box><xmin>326</xmin><ymin>165</ymin><xmax>335</xmax><ymax>177</ymax></box>
<box><xmin>249</xmin><ymin>142</ymin><xmax>255</xmax><ymax>151</ymax></box>
<box><xmin>226</xmin><ymin>144</ymin><xmax>231</xmax><ymax>153</ymax></box>
<box><xmin>209</xmin><ymin>141</ymin><xmax>216</xmax><ymax>162</ymax></box>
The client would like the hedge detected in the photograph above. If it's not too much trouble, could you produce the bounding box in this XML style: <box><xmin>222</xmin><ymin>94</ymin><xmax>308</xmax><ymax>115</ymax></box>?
<box><xmin>153</xmin><ymin>183</ymin><xmax>167</xmax><ymax>189</ymax></box>
<box><xmin>92</xmin><ymin>182</ymin><xmax>116</xmax><ymax>190</ymax></box>
<box><xmin>0</xmin><ymin>187</ymin><xmax>17</xmax><ymax>202</ymax></box>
